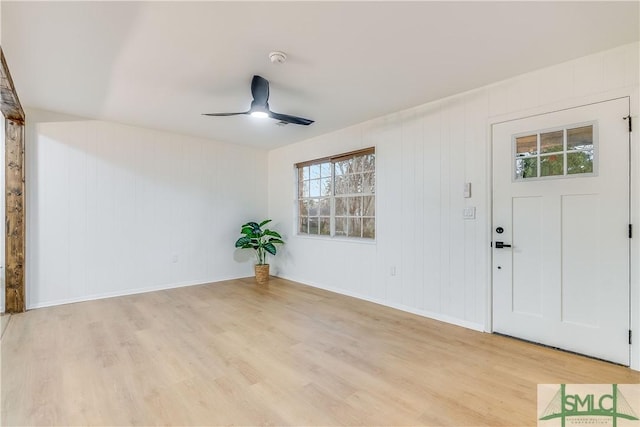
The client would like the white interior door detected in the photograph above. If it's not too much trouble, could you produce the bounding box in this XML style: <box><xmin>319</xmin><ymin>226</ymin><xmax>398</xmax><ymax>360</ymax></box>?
<box><xmin>492</xmin><ymin>98</ymin><xmax>630</xmax><ymax>365</ymax></box>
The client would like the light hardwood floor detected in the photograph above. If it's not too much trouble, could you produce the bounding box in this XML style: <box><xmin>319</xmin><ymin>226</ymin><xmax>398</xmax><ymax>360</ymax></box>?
<box><xmin>2</xmin><ymin>277</ymin><xmax>639</xmax><ymax>426</ymax></box>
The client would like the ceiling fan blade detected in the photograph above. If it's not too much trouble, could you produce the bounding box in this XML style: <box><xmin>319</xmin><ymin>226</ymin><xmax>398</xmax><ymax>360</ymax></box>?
<box><xmin>204</xmin><ymin>76</ymin><xmax>314</xmax><ymax>126</ymax></box>
<box><xmin>251</xmin><ymin>75</ymin><xmax>270</xmax><ymax>105</ymax></box>
<box><xmin>202</xmin><ymin>112</ymin><xmax>248</xmax><ymax>117</ymax></box>
<box><xmin>270</xmin><ymin>111</ymin><xmax>314</xmax><ymax>126</ymax></box>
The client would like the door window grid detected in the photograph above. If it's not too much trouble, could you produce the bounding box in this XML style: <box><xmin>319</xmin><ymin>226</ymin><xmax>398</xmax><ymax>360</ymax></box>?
<box><xmin>297</xmin><ymin>149</ymin><xmax>375</xmax><ymax>239</ymax></box>
<box><xmin>514</xmin><ymin>123</ymin><xmax>596</xmax><ymax>181</ymax></box>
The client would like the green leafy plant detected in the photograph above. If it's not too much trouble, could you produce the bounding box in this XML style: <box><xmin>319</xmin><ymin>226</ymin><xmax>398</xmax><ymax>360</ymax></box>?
<box><xmin>235</xmin><ymin>219</ymin><xmax>284</xmax><ymax>265</ymax></box>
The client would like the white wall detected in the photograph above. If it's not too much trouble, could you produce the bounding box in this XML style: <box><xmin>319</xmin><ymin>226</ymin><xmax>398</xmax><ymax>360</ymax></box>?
<box><xmin>268</xmin><ymin>43</ymin><xmax>640</xmax><ymax>337</ymax></box>
<box><xmin>269</xmin><ymin>93</ymin><xmax>489</xmax><ymax>331</ymax></box>
<box><xmin>27</xmin><ymin>109</ymin><xmax>267</xmax><ymax>308</ymax></box>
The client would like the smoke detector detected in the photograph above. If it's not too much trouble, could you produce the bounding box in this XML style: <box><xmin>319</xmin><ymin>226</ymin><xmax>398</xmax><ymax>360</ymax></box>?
<box><xmin>269</xmin><ymin>51</ymin><xmax>287</xmax><ymax>64</ymax></box>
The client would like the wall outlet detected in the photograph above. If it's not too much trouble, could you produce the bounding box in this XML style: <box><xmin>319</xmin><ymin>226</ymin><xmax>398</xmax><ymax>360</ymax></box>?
<box><xmin>390</xmin><ymin>266</ymin><xmax>396</xmax><ymax>276</ymax></box>
<box><xmin>463</xmin><ymin>207</ymin><xmax>476</xmax><ymax>220</ymax></box>
<box><xmin>171</xmin><ymin>253</ymin><xmax>179</xmax><ymax>263</ymax></box>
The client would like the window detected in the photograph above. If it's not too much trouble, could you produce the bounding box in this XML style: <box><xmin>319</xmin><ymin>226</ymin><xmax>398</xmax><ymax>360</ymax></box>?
<box><xmin>297</xmin><ymin>148</ymin><xmax>375</xmax><ymax>239</ymax></box>
<box><xmin>514</xmin><ymin>123</ymin><xmax>596</xmax><ymax>180</ymax></box>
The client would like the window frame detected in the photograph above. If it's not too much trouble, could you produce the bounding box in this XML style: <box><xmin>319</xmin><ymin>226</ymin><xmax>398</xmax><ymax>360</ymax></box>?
<box><xmin>295</xmin><ymin>147</ymin><xmax>376</xmax><ymax>240</ymax></box>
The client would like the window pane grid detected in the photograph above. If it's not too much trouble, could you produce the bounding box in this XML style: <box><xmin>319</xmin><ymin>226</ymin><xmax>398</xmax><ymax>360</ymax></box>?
<box><xmin>297</xmin><ymin>150</ymin><xmax>375</xmax><ymax>239</ymax></box>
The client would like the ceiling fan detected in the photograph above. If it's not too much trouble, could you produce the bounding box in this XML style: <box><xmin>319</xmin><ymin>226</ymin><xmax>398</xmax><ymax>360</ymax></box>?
<box><xmin>203</xmin><ymin>75</ymin><xmax>314</xmax><ymax>126</ymax></box>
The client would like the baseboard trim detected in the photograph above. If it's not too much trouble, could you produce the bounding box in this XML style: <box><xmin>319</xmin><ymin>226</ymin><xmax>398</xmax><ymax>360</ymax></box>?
<box><xmin>277</xmin><ymin>274</ymin><xmax>485</xmax><ymax>333</ymax></box>
<box><xmin>26</xmin><ymin>275</ymin><xmax>246</xmax><ymax>310</ymax></box>
<box><xmin>28</xmin><ymin>273</ymin><xmax>485</xmax><ymax>334</ymax></box>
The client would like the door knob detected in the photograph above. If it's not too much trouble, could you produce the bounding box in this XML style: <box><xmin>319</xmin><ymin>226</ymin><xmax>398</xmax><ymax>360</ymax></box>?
<box><xmin>494</xmin><ymin>241</ymin><xmax>512</xmax><ymax>248</ymax></box>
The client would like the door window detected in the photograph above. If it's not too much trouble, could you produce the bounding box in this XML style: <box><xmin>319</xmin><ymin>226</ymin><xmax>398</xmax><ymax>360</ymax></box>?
<box><xmin>514</xmin><ymin>123</ymin><xmax>596</xmax><ymax>180</ymax></box>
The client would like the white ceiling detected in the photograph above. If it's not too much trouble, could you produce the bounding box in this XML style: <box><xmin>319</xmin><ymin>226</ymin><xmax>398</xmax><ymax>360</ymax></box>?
<box><xmin>2</xmin><ymin>1</ymin><xmax>638</xmax><ymax>149</ymax></box>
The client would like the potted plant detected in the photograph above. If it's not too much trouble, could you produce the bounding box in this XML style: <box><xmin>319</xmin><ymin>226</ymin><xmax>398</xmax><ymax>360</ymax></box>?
<box><xmin>235</xmin><ymin>219</ymin><xmax>284</xmax><ymax>284</ymax></box>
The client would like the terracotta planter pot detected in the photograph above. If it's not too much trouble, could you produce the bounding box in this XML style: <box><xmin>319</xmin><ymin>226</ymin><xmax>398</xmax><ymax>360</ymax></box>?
<box><xmin>255</xmin><ymin>264</ymin><xmax>270</xmax><ymax>285</ymax></box>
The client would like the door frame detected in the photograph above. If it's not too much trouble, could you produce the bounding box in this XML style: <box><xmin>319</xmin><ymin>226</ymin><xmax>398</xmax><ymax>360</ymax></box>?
<box><xmin>486</xmin><ymin>88</ymin><xmax>639</xmax><ymax>370</ymax></box>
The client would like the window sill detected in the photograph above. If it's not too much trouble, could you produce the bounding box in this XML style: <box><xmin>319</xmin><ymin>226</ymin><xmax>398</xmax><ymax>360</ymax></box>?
<box><xmin>294</xmin><ymin>233</ymin><xmax>377</xmax><ymax>245</ymax></box>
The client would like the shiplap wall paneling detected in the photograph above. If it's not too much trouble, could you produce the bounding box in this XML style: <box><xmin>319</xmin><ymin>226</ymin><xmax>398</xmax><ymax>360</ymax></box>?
<box><xmin>268</xmin><ymin>42</ymin><xmax>639</xmax><ymax>335</ymax></box>
<box><xmin>378</xmin><ymin>119</ymin><xmax>402</xmax><ymax>305</ymax></box>
<box><xmin>400</xmin><ymin>111</ymin><xmax>419</xmax><ymax>309</ymax></box>
<box><xmin>27</xmin><ymin>116</ymin><xmax>267</xmax><ymax>308</ymax></box>
<box><xmin>421</xmin><ymin>103</ymin><xmax>443</xmax><ymax>315</ymax></box>
<box><xmin>462</xmin><ymin>90</ymin><xmax>489</xmax><ymax>323</ymax></box>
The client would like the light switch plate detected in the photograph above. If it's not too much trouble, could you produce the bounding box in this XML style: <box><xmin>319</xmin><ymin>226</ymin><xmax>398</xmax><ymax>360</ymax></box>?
<box><xmin>464</xmin><ymin>182</ymin><xmax>472</xmax><ymax>198</ymax></box>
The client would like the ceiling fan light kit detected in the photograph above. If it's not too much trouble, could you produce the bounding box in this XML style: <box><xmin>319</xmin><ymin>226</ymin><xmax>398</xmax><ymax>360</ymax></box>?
<box><xmin>203</xmin><ymin>75</ymin><xmax>314</xmax><ymax>126</ymax></box>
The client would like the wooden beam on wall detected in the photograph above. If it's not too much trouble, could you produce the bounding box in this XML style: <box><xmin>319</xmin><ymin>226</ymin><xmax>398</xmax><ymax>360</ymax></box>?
<box><xmin>0</xmin><ymin>48</ymin><xmax>25</xmax><ymax>124</ymax></box>
<box><xmin>5</xmin><ymin>120</ymin><xmax>24</xmax><ymax>313</ymax></box>
<box><xmin>1</xmin><ymin>47</ymin><xmax>26</xmax><ymax>313</ymax></box>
